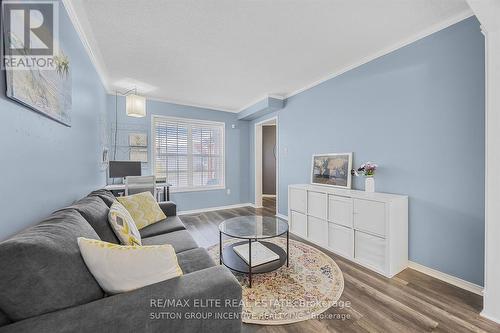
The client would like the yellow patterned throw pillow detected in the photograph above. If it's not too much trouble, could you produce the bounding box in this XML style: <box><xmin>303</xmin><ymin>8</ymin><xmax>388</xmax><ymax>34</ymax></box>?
<box><xmin>108</xmin><ymin>202</ymin><xmax>142</xmax><ymax>245</ymax></box>
<box><xmin>77</xmin><ymin>238</ymin><xmax>182</xmax><ymax>294</ymax></box>
<box><xmin>117</xmin><ymin>192</ymin><xmax>166</xmax><ymax>229</ymax></box>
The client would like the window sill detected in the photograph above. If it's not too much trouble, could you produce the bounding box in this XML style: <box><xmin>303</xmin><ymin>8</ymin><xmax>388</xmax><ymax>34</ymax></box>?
<box><xmin>170</xmin><ymin>186</ymin><xmax>226</xmax><ymax>194</ymax></box>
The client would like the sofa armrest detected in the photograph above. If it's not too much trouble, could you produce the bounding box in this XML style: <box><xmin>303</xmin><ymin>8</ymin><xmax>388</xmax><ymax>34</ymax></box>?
<box><xmin>0</xmin><ymin>266</ymin><xmax>242</xmax><ymax>333</ymax></box>
<box><xmin>159</xmin><ymin>201</ymin><xmax>177</xmax><ymax>216</ymax></box>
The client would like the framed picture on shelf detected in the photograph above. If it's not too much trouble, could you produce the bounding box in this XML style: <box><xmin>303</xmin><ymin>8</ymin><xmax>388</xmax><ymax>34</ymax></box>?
<box><xmin>311</xmin><ymin>153</ymin><xmax>352</xmax><ymax>189</ymax></box>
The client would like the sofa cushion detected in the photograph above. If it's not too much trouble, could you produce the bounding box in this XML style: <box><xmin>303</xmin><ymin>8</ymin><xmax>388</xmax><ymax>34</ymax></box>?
<box><xmin>88</xmin><ymin>189</ymin><xmax>116</xmax><ymax>207</ymax></box>
<box><xmin>0</xmin><ymin>209</ymin><xmax>104</xmax><ymax>321</ymax></box>
<box><xmin>142</xmin><ymin>230</ymin><xmax>198</xmax><ymax>253</ymax></box>
<box><xmin>177</xmin><ymin>248</ymin><xmax>215</xmax><ymax>274</ymax></box>
<box><xmin>66</xmin><ymin>196</ymin><xmax>120</xmax><ymax>244</ymax></box>
<box><xmin>159</xmin><ymin>201</ymin><xmax>177</xmax><ymax>216</ymax></box>
<box><xmin>139</xmin><ymin>216</ymin><xmax>186</xmax><ymax>238</ymax></box>
<box><xmin>0</xmin><ymin>309</ymin><xmax>10</xmax><ymax>327</ymax></box>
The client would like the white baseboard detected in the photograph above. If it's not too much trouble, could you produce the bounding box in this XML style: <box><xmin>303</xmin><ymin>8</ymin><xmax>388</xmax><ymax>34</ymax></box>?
<box><xmin>408</xmin><ymin>261</ymin><xmax>483</xmax><ymax>296</ymax></box>
<box><xmin>178</xmin><ymin>203</ymin><xmax>255</xmax><ymax>215</ymax></box>
<box><xmin>480</xmin><ymin>309</ymin><xmax>500</xmax><ymax>325</ymax></box>
<box><xmin>276</xmin><ymin>213</ymin><xmax>288</xmax><ymax>221</ymax></box>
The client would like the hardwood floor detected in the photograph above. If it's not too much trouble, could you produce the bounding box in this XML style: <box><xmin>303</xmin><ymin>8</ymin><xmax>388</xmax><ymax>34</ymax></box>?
<box><xmin>179</xmin><ymin>204</ymin><xmax>500</xmax><ymax>333</ymax></box>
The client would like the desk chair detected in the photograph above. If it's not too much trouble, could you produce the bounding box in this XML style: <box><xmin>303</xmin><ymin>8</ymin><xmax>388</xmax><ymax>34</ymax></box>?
<box><xmin>125</xmin><ymin>176</ymin><xmax>156</xmax><ymax>198</ymax></box>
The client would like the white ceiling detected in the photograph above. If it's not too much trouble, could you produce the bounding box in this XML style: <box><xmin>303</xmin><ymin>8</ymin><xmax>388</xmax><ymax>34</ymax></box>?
<box><xmin>66</xmin><ymin>0</ymin><xmax>472</xmax><ymax>112</ymax></box>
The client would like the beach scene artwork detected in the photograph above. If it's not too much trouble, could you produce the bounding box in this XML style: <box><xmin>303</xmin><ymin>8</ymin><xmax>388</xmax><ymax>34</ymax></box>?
<box><xmin>5</xmin><ymin>52</ymin><xmax>72</xmax><ymax>126</ymax></box>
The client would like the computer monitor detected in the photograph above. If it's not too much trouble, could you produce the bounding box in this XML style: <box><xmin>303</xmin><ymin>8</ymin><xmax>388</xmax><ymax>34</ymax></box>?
<box><xmin>109</xmin><ymin>161</ymin><xmax>141</xmax><ymax>178</ymax></box>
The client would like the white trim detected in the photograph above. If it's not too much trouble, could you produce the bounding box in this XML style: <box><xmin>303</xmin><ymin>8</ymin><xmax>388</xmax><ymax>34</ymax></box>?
<box><xmin>254</xmin><ymin>123</ymin><xmax>263</xmax><ymax>208</ymax></box>
<box><xmin>146</xmin><ymin>96</ymin><xmax>238</xmax><ymax>113</ymax></box>
<box><xmin>178</xmin><ymin>203</ymin><xmax>255</xmax><ymax>215</ymax></box>
<box><xmin>480</xmin><ymin>311</ymin><xmax>500</xmax><ymax>325</ymax></box>
<box><xmin>284</xmin><ymin>10</ymin><xmax>473</xmax><ymax>100</ymax></box>
<box><xmin>465</xmin><ymin>1</ymin><xmax>500</xmax><ymax>323</ymax></box>
<box><xmin>408</xmin><ymin>261</ymin><xmax>483</xmax><ymax>296</ymax></box>
<box><xmin>61</xmin><ymin>0</ymin><xmax>109</xmax><ymax>90</ymax></box>
<box><xmin>254</xmin><ymin>116</ymin><xmax>279</xmax><ymax>215</ymax></box>
<box><xmin>170</xmin><ymin>186</ymin><xmax>225</xmax><ymax>193</ymax></box>
<box><xmin>276</xmin><ymin>213</ymin><xmax>288</xmax><ymax>221</ymax></box>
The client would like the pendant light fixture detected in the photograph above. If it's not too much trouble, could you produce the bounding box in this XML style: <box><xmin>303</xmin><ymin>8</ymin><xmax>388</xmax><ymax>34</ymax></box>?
<box><xmin>125</xmin><ymin>93</ymin><xmax>146</xmax><ymax>117</ymax></box>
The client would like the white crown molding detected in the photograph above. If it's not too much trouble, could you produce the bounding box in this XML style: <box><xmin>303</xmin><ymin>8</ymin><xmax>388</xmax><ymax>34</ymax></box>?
<box><xmin>145</xmin><ymin>96</ymin><xmax>238</xmax><ymax>113</ymax></box>
<box><xmin>284</xmin><ymin>9</ymin><xmax>474</xmax><ymax>100</ymax></box>
<box><xmin>408</xmin><ymin>261</ymin><xmax>483</xmax><ymax>296</ymax></box>
<box><xmin>178</xmin><ymin>203</ymin><xmax>255</xmax><ymax>215</ymax></box>
<box><xmin>61</xmin><ymin>0</ymin><xmax>110</xmax><ymax>91</ymax></box>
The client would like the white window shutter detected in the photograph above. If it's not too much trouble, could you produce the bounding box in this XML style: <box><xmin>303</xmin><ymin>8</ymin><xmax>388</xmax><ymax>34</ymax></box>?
<box><xmin>153</xmin><ymin>116</ymin><xmax>225</xmax><ymax>192</ymax></box>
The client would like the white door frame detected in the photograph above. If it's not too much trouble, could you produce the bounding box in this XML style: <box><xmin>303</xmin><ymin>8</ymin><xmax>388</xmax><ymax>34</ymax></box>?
<box><xmin>255</xmin><ymin>116</ymin><xmax>278</xmax><ymax>214</ymax></box>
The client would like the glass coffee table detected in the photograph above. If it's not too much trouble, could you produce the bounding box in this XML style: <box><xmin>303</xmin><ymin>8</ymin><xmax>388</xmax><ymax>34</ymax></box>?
<box><xmin>218</xmin><ymin>216</ymin><xmax>289</xmax><ymax>288</ymax></box>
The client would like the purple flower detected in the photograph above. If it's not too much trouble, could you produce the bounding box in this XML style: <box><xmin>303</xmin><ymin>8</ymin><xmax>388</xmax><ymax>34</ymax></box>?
<box><xmin>357</xmin><ymin>161</ymin><xmax>378</xmax><ymax>176</ymax></box>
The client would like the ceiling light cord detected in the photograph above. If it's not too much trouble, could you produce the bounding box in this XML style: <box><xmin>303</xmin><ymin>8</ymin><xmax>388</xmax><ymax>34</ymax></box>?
<box><xmin>113</xmin><ymin>91</ymin><xmax>118</xmax><ymax>161</ymax></box>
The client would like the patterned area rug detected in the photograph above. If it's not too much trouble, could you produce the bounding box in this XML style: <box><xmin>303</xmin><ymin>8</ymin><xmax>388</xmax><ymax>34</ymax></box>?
<box><xmin>207</xmin><ymin>237</ymin><xmax>344</xmax><ymax>325</ymax></box>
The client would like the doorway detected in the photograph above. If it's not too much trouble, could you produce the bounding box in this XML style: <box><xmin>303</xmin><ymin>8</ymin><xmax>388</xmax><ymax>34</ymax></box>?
<box><xmin>255</xmin><ymin>117</ymin><xmax>278</xmax><ymax>215</ymax></box>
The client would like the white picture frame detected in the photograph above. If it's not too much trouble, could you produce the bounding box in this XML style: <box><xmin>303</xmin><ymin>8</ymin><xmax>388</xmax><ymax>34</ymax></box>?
<box><xmin>129</xmin><ymin>148</ymin><xmax>148</xmax><ymax>163</ymax></box>
<box><xmin>311</xmin><ymin>153</ymin><xmax>353</xmax><ymax>189</ymax></box>
<box><xmin>129</xmin><ymin>133</ymin><xmax>148</xmax><ymax>147</ymax></box>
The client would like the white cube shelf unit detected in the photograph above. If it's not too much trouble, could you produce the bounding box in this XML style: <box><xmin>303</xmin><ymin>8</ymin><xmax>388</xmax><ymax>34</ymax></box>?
<box><xmin>288</xmin><ymin>184</ymin><xmax>408</xmax><ymax>277</ymax></box>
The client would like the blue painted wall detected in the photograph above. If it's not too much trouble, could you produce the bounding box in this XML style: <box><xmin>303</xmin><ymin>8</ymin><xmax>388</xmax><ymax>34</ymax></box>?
<box><xmin>0</xmin><ymin>1</ymin><xmax>108</xmax><ymax>240</ymax></box>
<box><xmin>108</xmin><ymin>96</ymin><xmax>250</xmax><ymax>211</ymax></box>
<box><xmin>267</xmin><ymin>17</ymin><xmax>485</xmax><ymax>285</ymax></box>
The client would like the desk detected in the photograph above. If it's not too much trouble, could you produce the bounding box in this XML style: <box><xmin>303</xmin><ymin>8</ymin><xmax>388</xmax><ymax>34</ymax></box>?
<box><xmin>104</xmin><ymin>183</ymin><xmax>171</xmax><ymax>201</ymax></box>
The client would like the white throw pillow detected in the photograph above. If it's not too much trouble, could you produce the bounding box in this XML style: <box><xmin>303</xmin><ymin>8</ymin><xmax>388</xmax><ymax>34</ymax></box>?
<box><xmin>108</xmin><ymin>202</ymin><xmax>142</xmax><ymax>245</ymax></box>
<box><xmin>77</xmin><ymin>237</ymin><xmax>183</xmax><ymax>294</ymax></box>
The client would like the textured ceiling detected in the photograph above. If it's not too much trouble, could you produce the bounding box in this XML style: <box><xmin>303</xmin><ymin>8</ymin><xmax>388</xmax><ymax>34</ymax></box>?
<box><xmin>67</xmin><ymin>0</ymin><xmax>472</xmax><ymax>112</ymax></box>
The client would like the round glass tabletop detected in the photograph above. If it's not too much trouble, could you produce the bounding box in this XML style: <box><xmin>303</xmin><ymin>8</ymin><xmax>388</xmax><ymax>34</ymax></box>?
<box><xmin>218</xmin><ymin>216</ymin><xmax>289</xmax><ymax>239</ymax></box>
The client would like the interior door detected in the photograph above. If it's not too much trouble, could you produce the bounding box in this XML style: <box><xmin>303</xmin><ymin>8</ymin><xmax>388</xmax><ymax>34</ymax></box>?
<box><xmin>262</xmin><ymin>125</ymin><xmax>276</xmax><ymax>195</ymax></box>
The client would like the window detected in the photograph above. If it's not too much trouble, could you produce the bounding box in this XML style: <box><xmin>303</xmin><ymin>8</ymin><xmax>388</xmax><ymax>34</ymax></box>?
<box><xmin>152</xmin><ymin>115</ymin><xmax>225</xmax><ymax>191</ymax></box>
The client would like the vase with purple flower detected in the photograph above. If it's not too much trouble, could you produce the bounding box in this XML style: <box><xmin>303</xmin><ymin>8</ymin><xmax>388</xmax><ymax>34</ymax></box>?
<box><xmin>357</xmin><ymin>162</ymin><xmax>378</xmax><ymax>192</ymax></box>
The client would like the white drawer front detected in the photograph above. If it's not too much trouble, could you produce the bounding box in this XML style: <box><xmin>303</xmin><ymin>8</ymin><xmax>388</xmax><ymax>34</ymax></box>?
<box><xmin>355</xmin><ymin>231</ymin><xmax>386</xmax><ymax>272</ymax></box>
<box><xmin>353</xmin><ymin>199</ymin><xmax>386</xmax><ymax>236</ymax></box>
<box><xmin>328</xmin><ymin>223</ymin><xmax>354</xmax><ymax>258</ymax></box>
<box><xmin>307</xmin><ymin>191</ymin><xmax>327</xmax><ymax>219</ymax></box>
<box><xmin>328</xmin><ymin>195</ymin><xmax>353</xmax><ymax>227</ymax></box>
<box><xmin>289</xmin><ymin>188</ymin><xmax>307</xmax><ymax>213</ymax></box>
<box><xmin>290</xmin><ymin>211</ymin><xmax>307</xmax><ymax>238</ymax></box>
<box><xmin>308</xmin><ymin>216</ymin><xmax>328</xmax><ymax>246</ymax></box>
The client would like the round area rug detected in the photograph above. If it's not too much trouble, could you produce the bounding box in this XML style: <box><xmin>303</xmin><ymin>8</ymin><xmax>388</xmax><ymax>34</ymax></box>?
<box><xmin>207</xmin><ymin>237</ymin><xmax>344</xmax><ymax>325</ymax></box>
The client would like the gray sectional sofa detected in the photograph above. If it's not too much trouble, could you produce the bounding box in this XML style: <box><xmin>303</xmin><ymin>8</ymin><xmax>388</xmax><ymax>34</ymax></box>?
<box><xmin>0</xmin><ymin>189</ymin><xmax>242</xmax><ymax>333</ymax></box>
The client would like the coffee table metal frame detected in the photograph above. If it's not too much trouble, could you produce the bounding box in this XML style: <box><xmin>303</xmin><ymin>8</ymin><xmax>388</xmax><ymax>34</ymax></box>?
<box><xmin>219</xmin><ymin>220</ymin><xmax>289</xmax><ymax>288</ymax></box>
